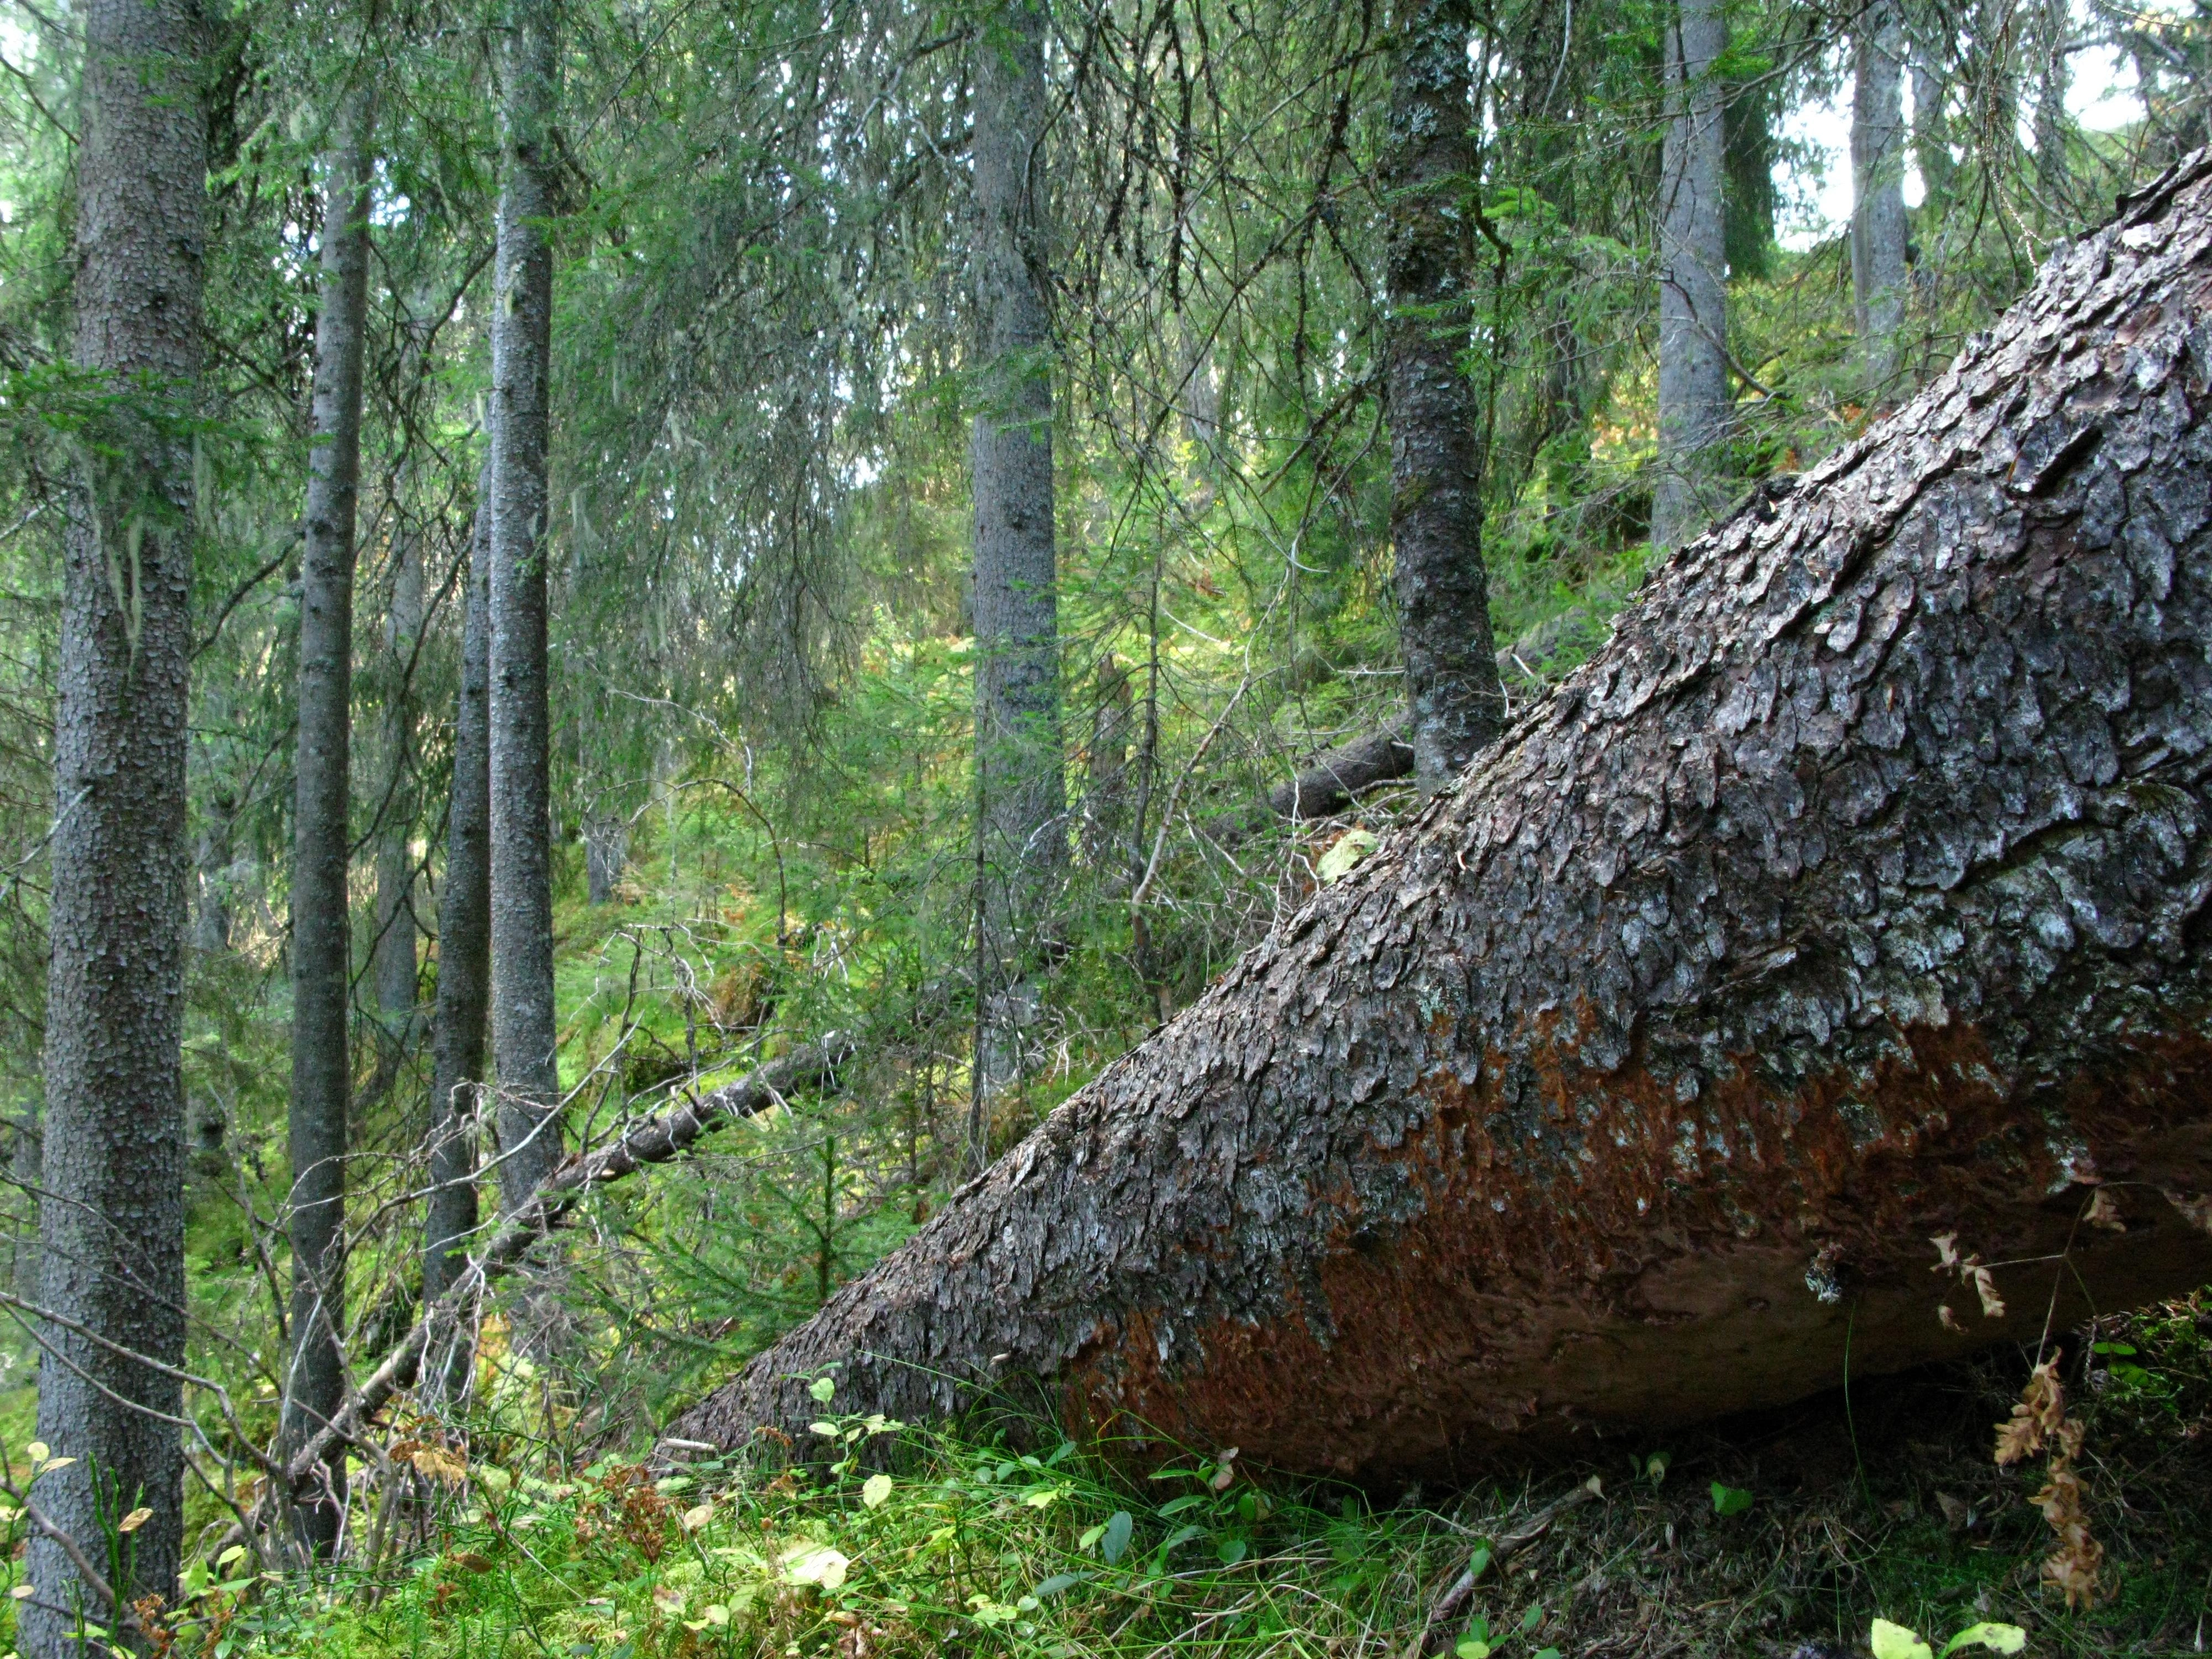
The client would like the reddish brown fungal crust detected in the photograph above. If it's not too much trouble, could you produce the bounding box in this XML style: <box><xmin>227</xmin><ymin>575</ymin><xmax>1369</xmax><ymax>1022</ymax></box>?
<box><xmin>669</xmin><ymin>156</ymin><xmax>2212</xmax><ymax>1480</ymax></box>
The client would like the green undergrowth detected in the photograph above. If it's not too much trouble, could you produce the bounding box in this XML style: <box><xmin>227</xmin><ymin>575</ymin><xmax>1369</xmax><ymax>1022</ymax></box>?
<box><xmin>138</xmin><ymin>1295</ymin><xmax>2212</xmax><ymax>1659</ymax></box>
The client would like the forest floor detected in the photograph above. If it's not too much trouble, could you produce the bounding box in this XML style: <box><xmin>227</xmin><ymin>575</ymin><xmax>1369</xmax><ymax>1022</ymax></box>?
<box><xmin>118</xmin><ymin>1291</ymin><xmax>2209</xmax><ymax>1659</ymax></box>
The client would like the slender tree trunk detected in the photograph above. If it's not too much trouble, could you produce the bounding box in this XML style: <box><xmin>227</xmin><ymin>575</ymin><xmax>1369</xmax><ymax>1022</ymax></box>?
<box><xmin>971</xmin><ymin>0</ymin><xmax>1065</xmax><ymax>1104</ymax></box>
<box><xmin>373</xmin><ymin>530</ymin><xmax>425</xmax><ymax>1036</ymax></box>
<box><xmin>192</xmin><ymin>789</ymin><xmax>234</xmax><ymax>952</ymax></box>
<box><xmin>424</xmin><ymin>494</ymin><xmax>491</xmax><ymax>1394</ymax></box>
<box><xmin>27</xmin><ymin>0</ymin><xmax>205</xmax><ymax>1639</ymax></box>
<box><xmin>488</xmin><ymin>0</ymin><xmax>564</xmax><ymax>1212</ymax></box>
<box><xmin>669</xmin><ymin>163</ymin><xmax>2212</xmax><ymax>1481</ymax></box>
<box><xmin>1382</xmin><ymin>0</ymin><xmax>1505</xmax><ymax>789</ymax></box>
<box><xmin>281</xmin><ymin>96</ymin><xmax>373</xmax><ymax>1561</ymax></box>
<box><xmin>1652</xmin><ymin>0</ymin><xmax>1731</xmax><ymax>551</ymax></box>
<box><xmin>583</xmin><ymin>810</ymin><xmax>627</xmax><ymax>905</ymax></box>
<box><xmin>1852</xmin><ymin>0</ymin><xmax>1910</xmax><ymax>394</ymax></box>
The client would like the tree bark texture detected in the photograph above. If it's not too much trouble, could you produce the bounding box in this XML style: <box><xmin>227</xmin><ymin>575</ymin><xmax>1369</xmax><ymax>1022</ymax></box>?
<box><xmin>972</xmin><ymin>0</ymin><xmax>1066</xmax><ymax>1089</ymax></box>
<box><xmin>670</xmin><ymin>159</ymin><xmax>2212</xmax><ymax>1481</ymax></box>
<box><xmin>1382</xmin><ymin>0</ymin><xmax>1505</xmax><ymax>789</ymax></box>
<box><xmin>489</xmin><ymin>0</ymin><xmax>564</xmax><ymax>1212</ymax></box>
<box><xmin>425</xmin><ymin>502</ymin><xmax>492</xmax><ymax>1333</ymax></box>
<box><xmin>1653</xmin><ymin>0</ymin><xmax>1731</xmax><ymax>552</ymax></box>
<box><xmin>1853</xmin><ymin>0</ymin><xmax>1910</xmax><ymax>394</ymax></box>
<box><xmin>283</xmin><ymin>100</ymin><xmax>373</xmax><ymax>1558</ymax></box>
<box><xmin>28</xmin><ymin>0</ymin><xmax>205</xmax><ymax>1639</ymax></box>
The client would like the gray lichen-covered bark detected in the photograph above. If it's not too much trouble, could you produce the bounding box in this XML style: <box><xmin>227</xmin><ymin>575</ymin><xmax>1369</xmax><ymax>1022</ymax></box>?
<box><xmin>425</xmin><ymin>500</ymin><xmax>492</xmax><ymax>1338</ymax></box>
<box><xmin>670</xmin><ymin>159</ymin><xmax>2212</xmax><ymax>1480</ymax></box>
<box><xmin>1852</xmin><ymin>0</ymin><xmax>1910</xmax><ymax>393</ymax></box>
<box><xmin>284</xmin><ymin>95</ymin><xmax>373</xmax><ymax>1557</ymax></box>
<box><xmin>28</xmin><ymin>0</ymin><xmax>205</xmax><ymax>1640</ymax></box>
<box><xmin>1653</xmin><ymin>0</ymin><xmax>1731</xmax><ymax>551</ymax></box>
<box><xmin>488</xmin><ymin>0</ymin><xmax>565</xmax><ymax>1212</ymax></box>
<box><xmin>1381</xmin><ymin>0</ymin><xmax>1505</xmax><ymax>789</ymax></box>
<box><xmin>971</xmin><ymin>0</ymin><xmax>1066</xmax><ymax>1092</ymax></box>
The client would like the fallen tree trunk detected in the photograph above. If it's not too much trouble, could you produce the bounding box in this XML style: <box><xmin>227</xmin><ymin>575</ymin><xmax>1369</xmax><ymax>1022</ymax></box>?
<box><xmin>1267</xmin><ymin>718</ymin><xmax>1415</xmax><ymax>820</ymax></box>
<box><xmin>1263</xmin><ymin>615</ymin><xmax>1598</xmax><ymax>822</ymax></box>
<box><xmin>671</xmin><ymin>159</ymin><xmax>2212</xmax><ymax>1479</ymax></box>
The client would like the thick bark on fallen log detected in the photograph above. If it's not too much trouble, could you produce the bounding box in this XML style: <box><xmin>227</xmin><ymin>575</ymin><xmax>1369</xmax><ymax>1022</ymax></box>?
<box><xmin>671</xmin><ymin>160</ymin><xmax>2212</xmax><ymax>1479</ymax></box>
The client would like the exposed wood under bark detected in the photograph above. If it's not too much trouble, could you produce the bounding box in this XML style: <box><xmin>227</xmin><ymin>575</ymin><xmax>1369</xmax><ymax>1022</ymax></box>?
<box><xmin>669</xmin><ymin>158</ymin><xmax>2212</xmax><ymax>1480</ymax></box>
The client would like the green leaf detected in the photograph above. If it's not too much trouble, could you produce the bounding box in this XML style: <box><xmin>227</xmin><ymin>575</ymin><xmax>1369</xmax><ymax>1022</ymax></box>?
<box><xmin>1710</xmin><ymin>1482</ymin><xmax>1754</xmax><ymax>1516</ymax></box>
<box><xmin>1870</xmin><ymin>1619</ymin><xmax>1936</xmax><ymax>1659</ymax></box>
<box><xmin>1940</xmin><ymin>1624</ymin><xmax>2028</xmax><ymax>1657</ymax></box>
<box><xmin>860</xmin><ymin>1473</ymin><xmax>893</xmax><ymax>1509</ymax></box>
<box><xmin>1318</xmin><ymin>828</ymin><xmax>1380</xmax><ymax>884</ymax></box>
<box><xmin>1454</xmin><ymin>1642</ymin><xmax>1491</xmax><ymax>1659</ymax></box>
<box><xmin>1645</xmin><ymin>1450</ymin><xmax>1671</xmax><ymax>1485</ymax></box>
<box><xmin>808</xmin><ymin>1376</ymin><xmax>836</xmax><ymax>1404</ymax></box>
<box><xmin>1522</xmin><ymin>1604</ymin><xmax>1545</xmax><ymax>1632</ymax></box>
<box><xmin>1217</xmin><ymin>1535</ymin><xmax>1249</xmax><ymax>1565</ymax></box>
<box><xmin>1031</xmin><ymin>1572</ymin><xmax>1088</xmax><ymax>1600</ymax></box>
<box><xmin>1534</xmin><ymin>1651</ymin><xmax>1562</xmax><ymax>1659</ymax></box>
<box><xmin>1158</xmin><ymin>1495</ymin><xmax>1207</xmax><ymax>1517</ymax></box>
<box><xmin>1465</xmin><ymin>1541</ymin><xmax>1494</xmax><ymax>1582</ymax></box>
<box><xmin>1100</xmin><ymin>1510</ymin><xmax>1133</xmax><ymax>1566</ymax></box>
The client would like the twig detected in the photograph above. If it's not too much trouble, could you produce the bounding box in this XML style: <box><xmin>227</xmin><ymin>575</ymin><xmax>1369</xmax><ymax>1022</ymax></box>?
<box><xmin>1400</xmin><ymin>1476</ymin><xmax>1603</xmax><ymax>1659</ymax></box>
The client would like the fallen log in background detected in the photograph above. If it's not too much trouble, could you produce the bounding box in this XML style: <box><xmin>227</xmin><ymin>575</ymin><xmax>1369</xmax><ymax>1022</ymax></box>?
<box><xmin>275</xmin><ymin>1036</ymin><xmax>853</xmax><ymax>1495</ymax></box>
<box><xmin>670</xmin><ymin>158</ymin><xmax>2212</xmax><ymax>1479</ymax></box>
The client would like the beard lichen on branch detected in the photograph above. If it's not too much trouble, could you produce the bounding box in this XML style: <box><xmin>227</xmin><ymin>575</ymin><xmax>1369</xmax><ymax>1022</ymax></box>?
<box><xmin>670</xmin><ymin>154</ymin><xmax>2212</xmax><ymax>1480</ymax></box>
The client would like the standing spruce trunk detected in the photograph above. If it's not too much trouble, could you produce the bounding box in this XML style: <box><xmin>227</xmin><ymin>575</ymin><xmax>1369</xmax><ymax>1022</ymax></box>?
<box><xmin>282</xmin><ymin>96</ymin><xmax>373</xmax><ymax>1558</ymax></box>
<box><xmin>27</xmin><ymin>0</ymin><xmax>205</xmax><ymax>1640</ymax></box>
<box><xmin>970</xmin><ymin>0</ymin><xmax>1065</xmax><ymax>1108</ymax></box>
<box><xmin>488</xmin><ymin>0</ymin><xmax>565</xmax><ymax>1214</ymax></box>
<box><xmin>670</xmin><ymin>160</ymin><xmax>2212</xmax><ymax>1480</ymax></box>
<box><xmin>1381</xmin><ymin>0</ymin><xmax>1505</xmax><ymax>789</ymax></box>
<box><xmin>1851</xmin><ymin>0</ymin><xmax>1910</xmax><ymax>394</ymax></box>
<box><xmin>424</xmin><ymin>494</ymin><xmax>492</xmax><ymax>1385</ymax></box>
<box><xmin>1652</xmin><ymin>0</ymin><xmax>1730</xmax><ymax>551</ymax></box>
